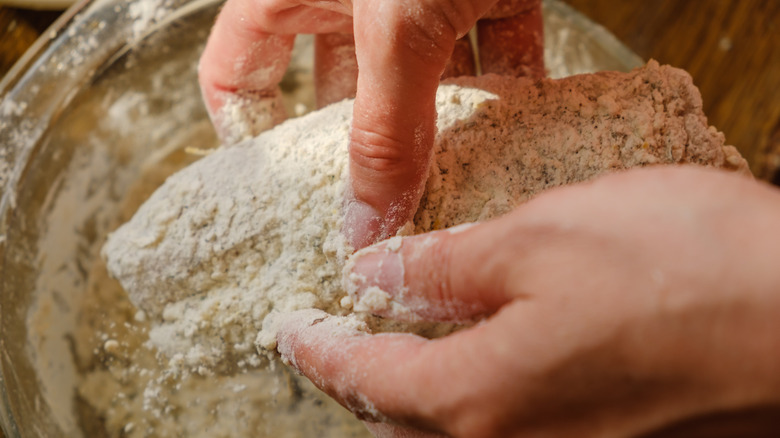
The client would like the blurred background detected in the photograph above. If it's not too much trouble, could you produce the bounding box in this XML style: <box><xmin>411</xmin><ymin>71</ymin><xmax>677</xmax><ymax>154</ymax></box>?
<box><xmin>2</xmin><ymin>0</ymin><xmax>777</xmax><ymax>180</ymax></box>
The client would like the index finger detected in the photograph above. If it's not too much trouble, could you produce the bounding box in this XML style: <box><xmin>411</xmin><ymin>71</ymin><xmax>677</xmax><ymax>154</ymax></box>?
<box><xmin>478</xmin><ymin>0</ymin><xmax>545</xmax><ymax>78</ymax></box>
<box><xmin>344</xmin><ymin>0</ymin><xmax>498</xmax><ymax>248</ymax></box>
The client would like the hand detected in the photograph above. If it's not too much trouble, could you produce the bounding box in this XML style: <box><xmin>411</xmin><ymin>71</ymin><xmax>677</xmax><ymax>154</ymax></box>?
<box><xmin>198</xmin><ymin>0</ymin><xmax>544</xmax><ymax>249</ymax></box>
<box><xmin>276</xmin><ymin>166</ymin><xmax>780</xmax><ymax>437</ymax></box>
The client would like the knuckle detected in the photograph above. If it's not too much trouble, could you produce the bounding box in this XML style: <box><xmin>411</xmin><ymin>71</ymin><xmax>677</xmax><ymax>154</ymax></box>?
<box><xmin>340</xmin><ymin>390</ymin><xmax>385</xmax><ymax>422</ymax></box>
<box><xmin>349</xmin><ymin>127</ymin><xmax>411</xmax><ymax>176</ymax></box>
<box><xmin>429</xmin><ymin>234</ymin><xmax>457</xmax><ymax>307</ymax></box>
<box><xmin>429</xmin><ymin>0</ymin><xmax>481</xmax><ymax>37</ymax></box>
<box><xmin>387</xmin><ymin>1</ymin><xmax>468</xmax><ymax>64</ymax></box>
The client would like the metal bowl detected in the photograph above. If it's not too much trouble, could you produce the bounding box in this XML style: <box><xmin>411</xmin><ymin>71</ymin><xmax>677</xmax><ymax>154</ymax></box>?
<box><xmin>0</xmin><ymin>0</ymin><xmax>642</xmax><ymax>436</ymax></box>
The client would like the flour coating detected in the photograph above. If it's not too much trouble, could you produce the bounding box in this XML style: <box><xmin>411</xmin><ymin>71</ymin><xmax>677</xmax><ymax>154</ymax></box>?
<box><xmin>103</xmin><ymin>62</ymin><xmax>748</xmax><ymax>372</ymax></box>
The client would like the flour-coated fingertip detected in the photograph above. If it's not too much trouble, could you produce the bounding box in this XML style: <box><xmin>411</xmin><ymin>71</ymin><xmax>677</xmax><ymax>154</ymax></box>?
<box><xmin>343</xmin><ymin>198</ymin><xmax>384</xmax><ymax>250</ymax></box>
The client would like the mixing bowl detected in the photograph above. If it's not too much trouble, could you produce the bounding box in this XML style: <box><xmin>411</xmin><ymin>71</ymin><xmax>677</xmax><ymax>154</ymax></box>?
<box><xmin>0</xmin><ymin>0</ymin><xmax>642</xmax><ymax>436</ymax></box>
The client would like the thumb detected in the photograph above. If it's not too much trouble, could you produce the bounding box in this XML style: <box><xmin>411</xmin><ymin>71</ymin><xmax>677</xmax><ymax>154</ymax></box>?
<box><xmin>364</xmin><ymin>422</ymin><xmax>449</xmax><ymax>438</ymax></box>
<box><xmin>344</xmin><ymin>221</ymin><xmax>516</xmax><ymax>323</ymax></box>
<box><xmin>274</xmin><ymin>308</ymin><xmax>514</xmax><ymax>435</ymax></box>
<box><xmin>344</xmin><ymin>0</ymin><xmax>496</xmax><ymax>249</ymax></box>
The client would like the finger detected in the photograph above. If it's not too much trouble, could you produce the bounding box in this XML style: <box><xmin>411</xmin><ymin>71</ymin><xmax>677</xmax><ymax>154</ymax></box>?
<box><xmin>477</xmin><ymin>0</ymin><xmax>545</xmax><ymax>78</ymax></box>
<box><xmin>442</xmin><ymin>36</ymin><xmax>476</xmax><ymax>79</ymax></box>
<box><xmin>344</xmin><ymin>221</ymin><xmax>516</xmax><ymax>323</ymax></box>
<box><xmin>315</xmin><ymin>34</ymin><xmax>474</xmax><ymax>109</ymax></box>
<box><xmin>344</xmin><ymin>0</ymin><xmax>497</xmax><ymax>249</ymax></box>
<box><xmin>275</xmin><ymin>308</ymin><xmax>517</xmax><ymax>435</ymax></box>
<box><xmin>481</xmin><ymin>0</ymin><xmax>540</xmax><ymax>19</ymax></box>
<box><xmin>315</xmin><ymin>32</ymin><xmax>359</xmax><ymax>108</ymax></box>
<box><xmin>275</xmin><ymin>309</ymin><xmax>436</xmax><ymax>427</ymax></box>
<box><xmin>198</xmin><ymin>0</ymin><xmax>352</xmax><ymax>142</ymax></box>
<box><xmin>364</xmin><ymin>421</ymin><xmax>449</xmax><ymax>438</ymax></box>
<box><xmin>198</xmin><ymin>3</ymin><xmax>294</xmax><ymax>144</ymax></box>
<box><xmin>315</xmin><ymin>34</ymin><xmax>475</xmax><ymax>110</ymax></box>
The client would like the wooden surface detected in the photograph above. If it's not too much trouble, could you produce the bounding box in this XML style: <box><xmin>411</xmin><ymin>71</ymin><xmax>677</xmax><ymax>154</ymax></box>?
<box><xmin>0</xmin><ymin>6</ymin><xmax>59</xmax><ymax>75</ymax></box>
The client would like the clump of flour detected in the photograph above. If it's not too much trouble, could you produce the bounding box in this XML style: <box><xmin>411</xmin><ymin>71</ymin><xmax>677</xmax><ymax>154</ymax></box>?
<box><xmin>103</xmin><ymin>62</ymin><xmax>748</xmax><ymax>373</ymax></box>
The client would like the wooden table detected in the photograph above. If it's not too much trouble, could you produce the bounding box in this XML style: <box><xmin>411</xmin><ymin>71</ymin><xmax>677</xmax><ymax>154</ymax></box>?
<box><xmin>2</xmin><ymin>0</ymin><xmax>778</xmax><ymax>179</ymax></box>
<box><xmin>0</xmin><ymin>6</ymin><xmax>59</xmax><ymax>73</ymax></box>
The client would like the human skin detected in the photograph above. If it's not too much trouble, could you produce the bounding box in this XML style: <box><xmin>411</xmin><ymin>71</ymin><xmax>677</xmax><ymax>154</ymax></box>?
<box><xmin>197</xmin><ymin>0</ymin><xmax>543</xmax><ymax>250</ymax></box>
<box><xmin>276</xmin><ymin>166</ymin><xmax>780</xmax><ymax>437</ymax></box>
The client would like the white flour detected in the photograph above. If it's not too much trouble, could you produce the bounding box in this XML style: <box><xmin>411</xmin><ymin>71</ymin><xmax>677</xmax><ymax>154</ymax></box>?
<box><xmin>103</xmin><ymin>62</ymin><xmax>748</xmax><ymax>376</ymax></box>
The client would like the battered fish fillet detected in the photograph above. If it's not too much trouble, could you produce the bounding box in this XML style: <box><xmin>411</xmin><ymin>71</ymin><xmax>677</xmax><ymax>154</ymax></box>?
<box><xmin>102</xmin><ymin>61</ymin><xmax>749</xmax><ymax>370</ymax></box>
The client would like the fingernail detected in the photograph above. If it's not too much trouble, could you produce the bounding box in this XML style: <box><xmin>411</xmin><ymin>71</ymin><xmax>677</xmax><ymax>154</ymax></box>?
<box><xmin>344</xmin><ymin>238</ymin><xmax>408</xmax><ymax>318</ymax></box>
<box><xmin>272</xmin><ymin>309</ymin><xmax>331</xmax><ymax>370</ymax></box>
<box><xmin>344</xmin><ymin>199</ymin><xmax>384</xmax><ymax>250</ymax></box>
